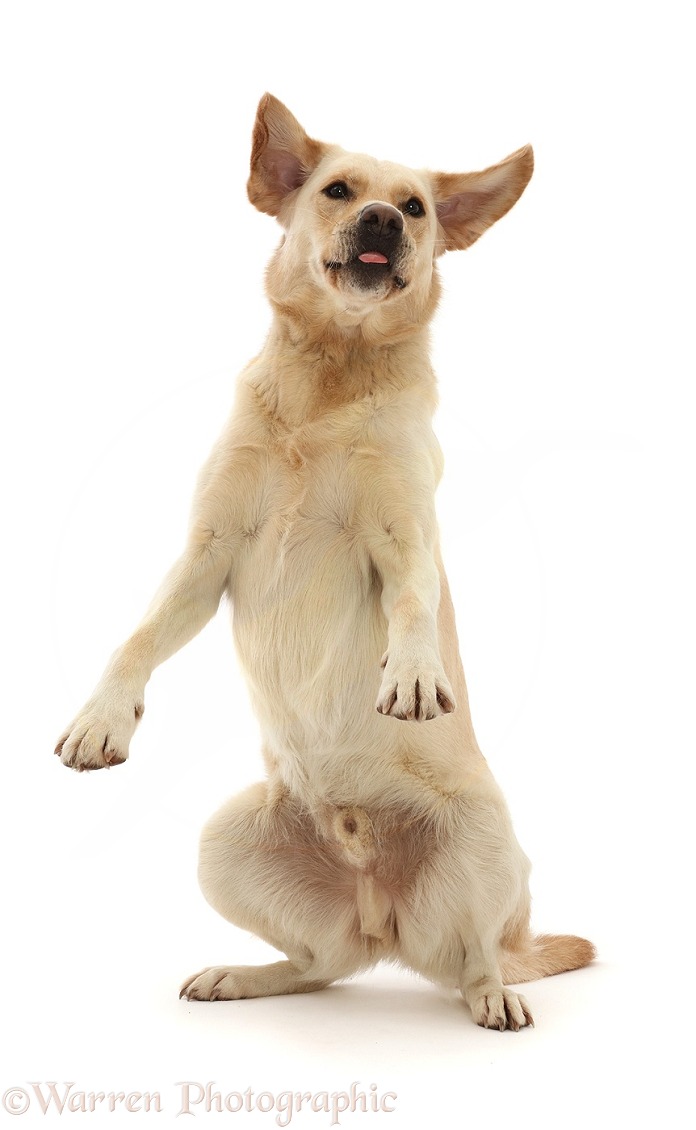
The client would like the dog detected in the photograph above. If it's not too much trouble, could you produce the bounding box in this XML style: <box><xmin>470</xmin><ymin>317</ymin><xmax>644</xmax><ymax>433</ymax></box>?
<box><xmin>55</xmin><ymin>94</ymin><xmax>594</xmax><ymax>1030</ymax></box>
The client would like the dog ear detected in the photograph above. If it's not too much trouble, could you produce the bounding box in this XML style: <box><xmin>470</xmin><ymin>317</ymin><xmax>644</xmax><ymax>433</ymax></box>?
<box><xmin>247</xmin><ymin>94</ymin><xmax>328</xmax><ymax>217</ymax></box>
<box><xmin>431</xmin><ymin>145</ymin><xmax>533</xmax><ymax>253</ymax></box>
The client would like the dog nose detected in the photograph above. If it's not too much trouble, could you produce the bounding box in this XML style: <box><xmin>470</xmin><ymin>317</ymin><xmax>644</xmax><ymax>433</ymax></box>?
<box><xmin>359</xmin><ymin>202</ymin><xmax>404</xmax><ymax>236</ymax></box>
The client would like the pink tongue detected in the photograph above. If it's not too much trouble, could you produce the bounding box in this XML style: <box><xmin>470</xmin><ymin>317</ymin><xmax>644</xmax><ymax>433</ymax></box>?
<box><xmin>358</xmin><ymin>252</ymin><xmax>388</xmax><ymax>264</ymax></box>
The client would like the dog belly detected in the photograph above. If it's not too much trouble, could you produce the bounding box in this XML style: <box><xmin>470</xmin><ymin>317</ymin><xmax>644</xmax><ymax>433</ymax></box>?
<box><xmin>229</xmin><ymin>518</ymin><xmax>385</xmax><ymax>751</ymax></box>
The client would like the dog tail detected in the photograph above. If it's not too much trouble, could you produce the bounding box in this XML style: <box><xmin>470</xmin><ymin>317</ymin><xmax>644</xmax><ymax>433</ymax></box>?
<box><xmin>500</xmin><ymin>933</ymin><xmax>596</xmax><ymax>984</ymax></box>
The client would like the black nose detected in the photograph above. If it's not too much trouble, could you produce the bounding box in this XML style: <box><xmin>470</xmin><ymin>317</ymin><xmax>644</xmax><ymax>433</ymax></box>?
<box><xmin>359</xmin><ymin>202</ymin><xmax>404</xmax><ymax>237</ymax></box>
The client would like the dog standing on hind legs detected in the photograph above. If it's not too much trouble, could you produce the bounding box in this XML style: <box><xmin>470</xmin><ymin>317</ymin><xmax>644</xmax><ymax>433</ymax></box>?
<box><xmin>55</xmin><ymin>94</ymin><xmax>595</xmax><ymax>1030</ymax></box>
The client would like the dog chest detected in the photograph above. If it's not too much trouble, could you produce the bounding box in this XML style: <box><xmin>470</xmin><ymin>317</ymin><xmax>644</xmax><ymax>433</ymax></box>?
<box><xmin>227</xmin><ymin>443</ymin><xmax>386</xmax><ymax>722</ymax></box>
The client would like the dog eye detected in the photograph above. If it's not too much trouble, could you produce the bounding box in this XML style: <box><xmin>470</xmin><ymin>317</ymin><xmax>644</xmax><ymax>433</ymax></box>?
<box><xmin>404</xmin><ymin>197</ymin><xmax>425</xmax><ymax>217</ymax></box>
<box><xmin>323</xmin><ymin>181</ymin><xmax>350</xmax><ymax>200</ymax></box>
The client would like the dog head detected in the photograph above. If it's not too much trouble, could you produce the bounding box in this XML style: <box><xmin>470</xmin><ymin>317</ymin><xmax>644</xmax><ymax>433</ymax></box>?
<box><xmin>248</xmin><ymin>95</ymin><xmax>533</xmax><ymax>337</ymax></box>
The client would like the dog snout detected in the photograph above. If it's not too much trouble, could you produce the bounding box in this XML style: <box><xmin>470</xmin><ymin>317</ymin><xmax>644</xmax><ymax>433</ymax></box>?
<box><xmin>359</xmin><ymin>202</ymin><xmax>404</xmax><ymax>238</ymax></box>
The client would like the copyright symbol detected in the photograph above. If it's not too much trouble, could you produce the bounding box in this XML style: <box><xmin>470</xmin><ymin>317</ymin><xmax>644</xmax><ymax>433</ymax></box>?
<box><xmin>2</xmin><ymin>1087</ymin><xmax>30</xmax><ymax>1115</ymax></box>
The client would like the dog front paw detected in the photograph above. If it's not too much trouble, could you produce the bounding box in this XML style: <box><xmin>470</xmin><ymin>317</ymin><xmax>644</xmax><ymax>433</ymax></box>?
<box><xmin>55</xmin><ymin>694</ymin><xmax>143</xmax><ymax>772</ymax></box>
<box><xmin>376</xmin><ymin>651</ymin><xmax>455</xmax><ymax>721</ymax></box>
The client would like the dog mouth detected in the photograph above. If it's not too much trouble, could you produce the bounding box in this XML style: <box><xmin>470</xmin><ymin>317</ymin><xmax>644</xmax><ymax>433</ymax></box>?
<box><xmin>325</xmin><ymin>254</ymin><xmax>408</xmax><ymax>291</ymax></box>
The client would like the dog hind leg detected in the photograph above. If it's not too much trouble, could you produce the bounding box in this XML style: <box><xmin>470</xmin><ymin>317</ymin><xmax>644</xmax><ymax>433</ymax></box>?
<box><xmin>393</xmin><ymin>799</ymin><xmax>535</xmax><ymax>1030</ymax></box>
<box><xmin>181</xmin><ymin>782</ymin><xmax>371</xmax><ymax>1002</ymax></box>
<box><xmin>458</xmin><ymin>931</ymin><xmax>534</xmax><ymax>1031</ymax></box>
<box><xmin>180</xmin><ymin>959</ymin><xmax>329</xmax><ymax>1001</ymax></box>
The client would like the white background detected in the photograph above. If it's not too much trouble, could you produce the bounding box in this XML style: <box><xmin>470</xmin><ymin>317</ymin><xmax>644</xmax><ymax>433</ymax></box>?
<box><xmin>1</xmin><ymin>1</ymin><xmax>693</xmax><ymax>1126</ymax></box>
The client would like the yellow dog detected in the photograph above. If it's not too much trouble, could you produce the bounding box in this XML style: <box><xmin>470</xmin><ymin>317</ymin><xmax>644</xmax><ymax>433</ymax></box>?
<box><xmin>56</xmin><ymin>95</ymin><xmax>594</xmax><ymax>1030</ymax></box>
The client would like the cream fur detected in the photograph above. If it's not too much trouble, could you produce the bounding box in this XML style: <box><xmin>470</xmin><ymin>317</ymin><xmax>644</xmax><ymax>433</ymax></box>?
<box><xmin>55</xmin><ymin>95</ymin><xmax>594</xmax><ymax>1031</ymax></box>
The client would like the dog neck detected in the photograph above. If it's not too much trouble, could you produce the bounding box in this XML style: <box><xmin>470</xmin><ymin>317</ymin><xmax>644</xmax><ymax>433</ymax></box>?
<box><xmin>253</xmin><ymin>310</ymin><xmax>437</xmax><ymax>428</ymax></box>
<box><xmin>252</xmin><ymin>252</ymin><xmax>442</xmax><ymax>428</ymax></box>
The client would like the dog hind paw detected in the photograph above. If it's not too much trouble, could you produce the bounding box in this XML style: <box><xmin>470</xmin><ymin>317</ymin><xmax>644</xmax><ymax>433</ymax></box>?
<box><xmin>470</xmin><ymin>988</ymin><xmax>534</xmax><ymax>1031</ymax></box>
<box><xmin>180</xmin><ymin>967</ymin><xmax>252</xmax><ymax>1001</ymax></box>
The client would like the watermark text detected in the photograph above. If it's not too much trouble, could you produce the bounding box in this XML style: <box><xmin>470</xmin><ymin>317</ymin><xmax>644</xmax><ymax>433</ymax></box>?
<box><xmin>2</xmin><ymin>1081</ymin><xmax>397</xmax><ymax>1125</ymax></box>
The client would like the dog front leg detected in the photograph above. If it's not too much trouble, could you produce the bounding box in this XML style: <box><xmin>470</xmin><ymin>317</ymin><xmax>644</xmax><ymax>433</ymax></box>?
<box><xmin>371</xmin><ymin>526</ymin><xmax>455</xmax><ymax>722</ymax></box>
<box><xmin>55</xmin><ymin>534</ymin><xmax>231</xmax><ymax>770</ymax></box>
